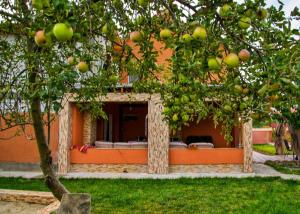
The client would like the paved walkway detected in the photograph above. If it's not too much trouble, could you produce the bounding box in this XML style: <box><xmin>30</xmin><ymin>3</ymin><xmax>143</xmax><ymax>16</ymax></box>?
<box><xmin>253</xmin><ymin>151</ymin><xmax>294</xmax><ymax>163</ymax></box>
<box><xmin>0</xmin><ymin>164</ymin><xmax>299</xmax><ymax>180</ymax></box>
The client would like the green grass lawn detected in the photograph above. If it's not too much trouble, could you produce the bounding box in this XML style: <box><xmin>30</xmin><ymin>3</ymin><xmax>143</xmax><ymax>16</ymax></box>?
<box><xmin>0</xmin><ymin>177</ymin><xmax>300</xmax><ymax>213</ymax></box>
<box><xmin>253</xmin><ymin>144</ymin><xmax>276</xmax><ymax>155</ymax></box>
<box><xmin>253</xmin><ymin>144</ymin><xmax>293</xmax><ymax>156</ymax></box>
<box><xmin>266</xmin><ymin>161</ymin><xmax>300</xmax><ymax>175</ymax></box>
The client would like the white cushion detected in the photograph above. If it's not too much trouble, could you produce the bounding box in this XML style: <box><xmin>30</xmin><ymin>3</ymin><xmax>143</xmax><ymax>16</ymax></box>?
<box><xmin>130</xmin><ymin>142</ymin><xmax>148</xmax><ymax>148</ymax></box>
<box><xmin>114</xmin><ymin>142</ymin><xmax>131</xmax><ymax>148</ymax></box>
<box><xmin>189</xmin><ymin>142</ymin><xmax>214</xmax><ymax>148</ymax></box>
<box><xmin>95</xmin><ymin>141</ymin><xmax>113</xmax><ymax>148</ymax></box>
<box><xmin>169</xmin><ymin>142</ymin><xmax>187</xmax><ymax>148</ymax></box>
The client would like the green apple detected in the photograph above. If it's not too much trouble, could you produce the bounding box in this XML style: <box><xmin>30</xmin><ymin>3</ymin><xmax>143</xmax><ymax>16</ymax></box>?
<box><xmin>257</xmin><ymin>8</ymin><xmax>268</xmax><ymax>20</ymax></box>
<box><xmin>224</xmin><ymin>53</ymin><xmax>239</xmax><ymax>68</ymax></box>
<box><xmin>208</xmin><ymin>57</ymin><xmax>221</xmax><ymax>70</ymax></box>
<box><xmin>245</xmin><ymin>9</ymin><xmax>253</xmax><ymax>17</ymax></box>
<box><xmin>239</xmin><ymin>103</ymin><xmax>247</xmax><ymax>110</ymax></box>
<box><xmin>130</xmin><ymin>31</ymin><xmax>142</xmax><ymax>42</ymax></box>
<box><xmin>234</xmin><ymin>85</ymin><xmax>243</xmax><ymax>93</ymax></box>
<box><xmin>224</xmin><ymin>105</ymin><xmax>232</xmax><ymax>112</ymax></box>
<box><xmin>77</xmin><ymin>61</ymin><xmax>89</xmax><ymax>73</ymax></box>
<box><xmin>220</xmin><ymin>4</ymin><xmax>232</xmax><ymax>18</ymax></box>
<box><xmin>181</xmin><ymin>34</ymin><xmax>192</xmax><ymax>43</ymax></box>
<box><xmin>42</xmin><ymin>0</ymin><xmax>50</xmax><ymax>7</ymax></box>
<box><xmin>182</xmin><ymin>114</ymin><xmax>189</xmax><ymax>123</ymax></box>
<box><xmin>32</xmin><ymin>0</ymin><xmax>43</xmax><ymax>10</ymax></box>
<box><xmin>172</xmin><ymin>114</ymin><xmax>178</xmax><ymax>122</ymax></box>
<box><xmin>238</xmin><ymin>17</ymin><xmax>251</xmax><ymax>29</ymax></box>
<box><xmin>138</xmin><ymin>0</ymin><xmax>148</xmax><ymax>7</ymax></box>
<box><xmin>53</xmin><ymin>23</ymin><xmax>73</xmax><ymax>41</ymax></box>
<box><xmin>160</xmin><ymin>28</ymin><xmax>172</xmax><ymax>39</ymax></box>
<box><xmin>238</xmin><ymin>49</ymin><xmax>250</xmax><ymax>61</ymax></box>
<box><xmin>181</xmin><ymin>95</ymin><xmax>190</xmax><ymax>103</ymax></box>
<box><xmin>192</xmin><ymin>27</ymin><xmax>207</xmax><ymax>40</ymax></box>
<box><xmin>102</xmin><ymin>24</ymin><xmax>108</xmax><ymax>34</ymax></box>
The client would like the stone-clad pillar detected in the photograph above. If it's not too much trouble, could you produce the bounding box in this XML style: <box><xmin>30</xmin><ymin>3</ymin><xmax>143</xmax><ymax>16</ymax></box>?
<box><xmin>58</xmin><ymin>100</ymin><xmax>72</xmax><ymax>175</ymax></box>
<box><xmin>242</xmin><ymin>119</ymin><xmax>253</xmax><ymax>173</ymax></box>
<box><xmin>83</xmin><ymin>111</ymin><xmax>96</xmax><ymax>145</ymax></box>
<box><xmin>148</xmin><ymin>94</ymin><xmax>169</xmax><ymax>174</ymax></box>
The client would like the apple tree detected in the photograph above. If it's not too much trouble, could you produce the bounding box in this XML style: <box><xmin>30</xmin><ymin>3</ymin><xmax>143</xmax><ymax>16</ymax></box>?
<box><xmin>0</xmin><ymin>0</ymin><xmax>299</xmax><ymax>200</ymax></box>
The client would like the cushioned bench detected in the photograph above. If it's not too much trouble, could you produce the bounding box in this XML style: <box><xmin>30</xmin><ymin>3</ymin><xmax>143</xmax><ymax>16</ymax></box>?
<box><xmin>169</xmin><ymin>142</ymin><xmax>187</xmax><ymax>148</ymax></box>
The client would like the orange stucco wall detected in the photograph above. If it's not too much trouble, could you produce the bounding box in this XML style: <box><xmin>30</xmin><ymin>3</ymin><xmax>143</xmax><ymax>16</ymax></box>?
<box><xmin>181</xmin><ymin>118</ymin><xmax>236</xmax><ymax>148</ymax></box>
<box><xmin>169</xmin><ymin>148</ymin><xmax>243</xmax><ymax>165</ymax></box>
<box><xmin>71</xmin><ymin>104</ymin><xmax>84</xmax><ymax>146</ymax></box>
<box><xmin>0</xmin><ymin>116</ymin><xmax>59</xmax><ymax>164</ymax></box>
<box><xmin>70</xmin><ymin>148</ymin><xmax>148</xmax><ymax>164</ymax></box>
<box><xmin>121</xmin><ymin>37</ymin><xmax>173</xmax><ymax>84</ymax></box>
<box><xmin>70</xmin><ymin>148</ymin><xmax>243</xmax><ymax>165</ymax></box>
<box><xmin>253</xmin><ymin>129</ymin><xmax>273</xmax><ymax>144</ymax></box>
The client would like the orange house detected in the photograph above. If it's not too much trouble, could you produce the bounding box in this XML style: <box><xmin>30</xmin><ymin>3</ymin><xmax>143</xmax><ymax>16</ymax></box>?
<box><xmin>0</xmin><ymin>37</ymin><xmax>253</xmax><ymax>174</ymax></box>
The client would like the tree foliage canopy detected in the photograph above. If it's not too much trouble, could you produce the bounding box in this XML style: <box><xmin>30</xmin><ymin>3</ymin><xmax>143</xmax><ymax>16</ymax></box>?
<box><xmin>0</xmin><ymin>0</ymin><xmax>299</xmax><ymax>141</ymax></box>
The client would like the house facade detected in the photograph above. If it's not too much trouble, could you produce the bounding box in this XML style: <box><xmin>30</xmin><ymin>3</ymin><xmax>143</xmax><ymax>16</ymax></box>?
<box><xmin>0</xmin><ymin>37</ymin><xmax>253</xmax><ymax>174</ymax></box>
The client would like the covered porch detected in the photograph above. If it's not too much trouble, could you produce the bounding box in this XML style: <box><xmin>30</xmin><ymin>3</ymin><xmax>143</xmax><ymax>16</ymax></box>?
<box><xmin>58</xmin><ymin>93</ymin><xmax>252</xmax><ymax>174</ymax></box>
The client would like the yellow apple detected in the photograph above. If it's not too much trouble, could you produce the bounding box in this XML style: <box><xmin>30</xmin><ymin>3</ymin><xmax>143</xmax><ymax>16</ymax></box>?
<box><xmin>192</xmin><ymin>27</ymin><xmax>207</xmax><ymax>40</ymax></box>
<box><xmin>224</xmin><ymin>53</ymin><xmax>239</xmax><ymax>68</ymax></box>
<box><xmin>77</xmin><ymin>61</ymin><xmax>89</xmax><ymax>73</ymax></box>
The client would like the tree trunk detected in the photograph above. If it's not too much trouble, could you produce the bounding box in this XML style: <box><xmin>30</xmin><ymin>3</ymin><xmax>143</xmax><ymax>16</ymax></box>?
<box><xmin>288</xmin><ymin>124</ymin><xmax>300</xmax><ymax>161</ymax></box>
<box><xmin>27</xmin><ymin>36</ymin><xmax>69</xmax><ymax>201</ymax></box>
<box><xmin>275</xmin><ymin>123</ymin><xmax>284</xmax><ymax>155</ymax></box>
<box><xmin>29</xmin><ymin>97</ymin><xmax>69</xmax><ymax>200</ymax></box>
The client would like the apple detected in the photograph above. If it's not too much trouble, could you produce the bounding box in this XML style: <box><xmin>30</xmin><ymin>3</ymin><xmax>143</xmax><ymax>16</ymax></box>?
<box><xmin>238</xmin><ymin>17</ymin><xmax>251</xmax><ymax>29</ymax></box>
<box><xmin>134</xmin><ymin>16</ymin><xmax>144</xmax><ymax>25</ymax></box>
<box><xmin>172</xmin><ymin>114</ymin><xmax>178</xmax><ymax>122</ymax></box>
<box><xmin>269</xmin><ymin>83</ymin><xmax>280</xmax><ymax>91</ymax></box>
<box><xmin>77</xmin><ymin>61</ymin><xmax>89</xmax><ymax>73</ymax></box>
<box><xmin>160</xmin><ymin>28</ymin><xmax>172</xmax><ymax>39</ymax></box>
<box><xmin>224</xmin><ymin>105</ymin><xmax>232</xmax><ymax>112</ymax></box>
<box><xmin>257</xmin><ymin>8</ymin><xmax>268</xmax><ymax>20</ymax></box>
<box><xmin>130</xmin><ymin>31</ymin><xmax>142</xmax><ymax>42</ymax></box>
<box><xmin>219</xmin><ymin>4</ymin><xmax>232</xmax><ymax>18</ymax></box>
<box><xmin>245</xmin><ymin>9</ymin><xmax>253</xmax><ymax>17</ymax></box>
<box><xmin>224</xmin><ymin>53</ymin><xmax>239</xmax><ymax>68</ymax></box>
<box><xmin>208</xmin><ymin>57</ymin><xmax>221</xmax><ymax>70</ymax></box>
<box><xmin>138</xmin><ymin>0</ymin><xmax>148</xmax><ymax>7</ymax></box>
<box><xmin>53</xmin><ymin>23</ymin><xmax>73</xmax><ymax>41</ymax></box>
<box><xmin>182</xmin><ymin>114</ymin><xmax>189</xmax><ymax>123</ymax></box>
<box><xmin>42</xmin><ymin>0</ymin><xmax>50</xmax><ymax>7</ymax></box>
<box><xmin>32</xmin><ymin>0</ymin><xmax>43</xmax><ymax>10</ymax></box>
<box><xmin>102</xmin><ymin>24</ymin><xmax>109</xmax><ymax>34</ymax></box>
<box><xmin>181</xmin><ymin>34</ymin><xmax>192</xmax><ymax>43</ymax></box>
<box><xmin>238</xmin><ymin>49</ymin><xmax>250</xmax><ymax>61</ymax></box>
<box><xmin>67</xmin><ymin>56</ymin><xmax>75</xmax><ymax>65</ymax></box>
<box><xmin>34</xmin><ymin>30</ymin><xmax>46</xmax><ymax>46</ymax></box>
<box><xmin>234</xmin><ymin>85</ymin><xmax>243</xmax><ymax>93</ymax></box>
<box><xmin>192</xmin><ymin>27</ymin><xmax>207</xmax><ymax>40</ymax></box>
<box><xmin>181</xmin><ymin>95</ymin><xmax>190</xmax><ymax>103</ymax></box>
<box><xmin>269</xmin><ymin>94</ymin><xmax>279</xmax><ymax>102</ymax></box>
<box><xmin>242</xmin><ymin>88</ymin><xmax>249</xmax><ymax>94</ymax></box>
<box><xmin>239</xmin><ymin>103</ymin><xmax>247</xmax><ymax>110</ymax></box>
<box><xmin>163</xmin><ymin>107</ymin><xmax>170</xmax><ymax>115</ymax></box>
